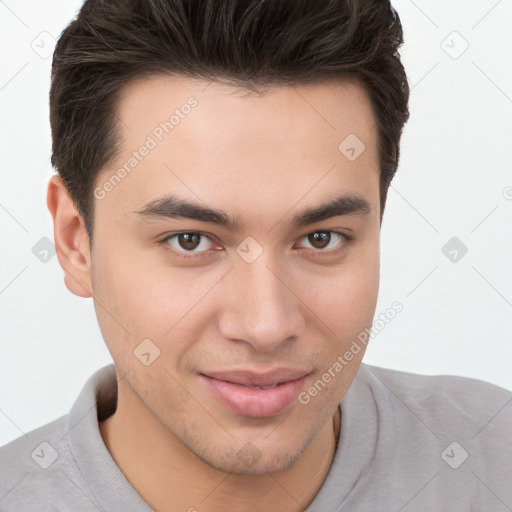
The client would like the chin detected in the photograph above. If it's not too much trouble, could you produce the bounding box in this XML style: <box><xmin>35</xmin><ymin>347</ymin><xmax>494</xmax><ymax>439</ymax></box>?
<box><xmin>213</xmin><ymin>454</ymin><xmax>299</xmax><ymax>476</ymax></box>
<box><xmin>193</xmin><ymin>436</ymin><xmax>307</xmax><ymax>476</ymax></box>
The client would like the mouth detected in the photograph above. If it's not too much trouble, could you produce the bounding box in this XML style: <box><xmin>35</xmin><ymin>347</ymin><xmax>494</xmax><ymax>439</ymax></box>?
<box><xmin>199</xmin><ymin>369</ymin><xmax>310</xmax><ymax>418</ymax></box>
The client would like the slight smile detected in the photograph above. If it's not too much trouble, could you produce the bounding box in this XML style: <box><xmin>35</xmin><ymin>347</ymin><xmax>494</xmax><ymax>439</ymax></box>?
<box><xmin>199</xmin><ymin>369</ymin><xmax>311</xmax><ymax>418</ymax></box>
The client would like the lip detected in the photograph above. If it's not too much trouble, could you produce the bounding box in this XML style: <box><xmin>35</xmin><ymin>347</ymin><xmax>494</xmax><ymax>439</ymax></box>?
<box><xmin>200</xmin><ymin>369</ymin><xmax>310</xmax><ymax>418</ymax></box>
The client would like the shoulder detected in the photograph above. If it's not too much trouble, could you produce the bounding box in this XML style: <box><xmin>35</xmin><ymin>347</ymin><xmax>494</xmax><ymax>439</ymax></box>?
<box><xmin>342</xmin><ymin>364</ymin><xmax>512</xmax><ymax>509</ymax></box>
<box><xmin>0</xmin><ymin>415</ymin><xmax>99</xmax><ymax>511</ymax></box>
<box><xmin>362</xmin><ymin>362</ymin><xmax>511</xmax><ymax>401</ymax></box>
<box><xmin>361</xmin><ymin>362</ymin><xmax>511</xmax><ymax>398</ymax></box>
<box><xmin>0</xmin><ymin>413</ymin><xmax>68</xmax><ymax>471</ymax></box>
<box><xmin>1</xmin><ymin>416</ymin><xmax>74</xmax><ymax>505</ymax></box>
<box><xmin>358</xmin><ymin>362</ymin><xmax>512</xmax><ymax>439</ymax></box>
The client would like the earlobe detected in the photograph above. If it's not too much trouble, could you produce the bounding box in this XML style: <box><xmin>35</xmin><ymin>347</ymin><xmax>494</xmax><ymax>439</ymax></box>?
<box><xmin>46</xmin><ymin>175</ymin><xmax>93</xmax><ymax>299</ymax></box>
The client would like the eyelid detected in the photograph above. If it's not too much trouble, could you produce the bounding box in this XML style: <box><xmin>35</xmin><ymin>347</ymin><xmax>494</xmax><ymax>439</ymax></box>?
<box><xmin>296</xmin><ymin>230</ymin><xmax>352</xmax><ymax>254</ymax></box>
<box><xmin>158</xmin><ymin>229</ymin><xmax>352</xmax><ymax>259</ymax></box>
<box><xmin>159</xmin><ymin>231</ymin><xmax>220</xmax><ymax>259</ymax></box>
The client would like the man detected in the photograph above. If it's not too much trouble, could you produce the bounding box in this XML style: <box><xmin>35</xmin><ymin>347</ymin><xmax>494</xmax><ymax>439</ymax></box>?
<box><xmin>1</xmin><ymin>0</ymin><xmax>510</xmax><ymax>511</ymax></box>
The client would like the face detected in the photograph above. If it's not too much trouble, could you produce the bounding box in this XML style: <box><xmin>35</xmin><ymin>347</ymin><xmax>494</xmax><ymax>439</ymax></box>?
<box><xmin>86</xmin><ymin>76</ymin><xmax>381</xmax><ymax>474</ymax></box>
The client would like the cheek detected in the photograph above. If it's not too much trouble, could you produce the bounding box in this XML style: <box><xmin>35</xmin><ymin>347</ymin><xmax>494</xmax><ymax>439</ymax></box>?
<box><xmin>300</xmin><ymin>250</ymin><xmax>379</xmax><ymax>407</ymax></box>
<box><xmin>91</xmin><ymin>242</ymin><xmax>228</xmax><ymax>359</ymax></box>
<box><xmin>299</xmin><ymin>241</ymin><xmax>380</xmax><ymax>342</ymax></box>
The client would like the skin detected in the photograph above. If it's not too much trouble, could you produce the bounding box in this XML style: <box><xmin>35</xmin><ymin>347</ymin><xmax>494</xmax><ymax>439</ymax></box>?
<box><xmin>47</xmin><ymin>76</ymin><xmax>381</xmax><ymax>511</ymax></box>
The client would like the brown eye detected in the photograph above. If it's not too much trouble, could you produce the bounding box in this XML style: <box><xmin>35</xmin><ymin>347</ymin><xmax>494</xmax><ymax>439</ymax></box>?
<box><xmin>161</xmin><ymin>232</ymin><xmax>216</xmax><ymax>257</ymax></box>
<box><xmin>177</xmin><ymin>233</ymin><xmax>201</xmax><ymax>251</ymax></box>
<box><xmin>308</xmin><ymin>231</ymin><xmax>331</xmax><ymax>249</ymax></box>
<box><xmin>298</xmin><ymin>230</ymin><xmax>349</xmax><ymax>253</ymax></box>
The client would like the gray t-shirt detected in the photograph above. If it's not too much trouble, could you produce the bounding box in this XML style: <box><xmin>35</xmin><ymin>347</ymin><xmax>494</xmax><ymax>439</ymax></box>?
<box><xmin>1</xmin><ymin>363</ymin><xmax>510</xmax><ymax>511</ymax></box>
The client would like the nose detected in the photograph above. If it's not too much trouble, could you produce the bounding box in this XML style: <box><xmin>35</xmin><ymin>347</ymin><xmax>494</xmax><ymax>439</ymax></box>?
<box><xmin>217</xmin><ymin>256</ymin><xmax>306</xmax><ymax>353</ymax></box>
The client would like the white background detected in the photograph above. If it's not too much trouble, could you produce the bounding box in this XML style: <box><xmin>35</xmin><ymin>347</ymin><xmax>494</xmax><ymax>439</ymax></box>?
<box><xmin>1</xmin><ymin>0</ymin><xmax>511</xmax><ymax>447</ymax></box>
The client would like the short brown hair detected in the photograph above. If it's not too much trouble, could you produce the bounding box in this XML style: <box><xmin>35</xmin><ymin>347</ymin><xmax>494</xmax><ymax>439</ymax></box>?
<box><xmin>50</xmin><ymin>0</ymin><xmax>410</xmax><ymax>245</ymax></box>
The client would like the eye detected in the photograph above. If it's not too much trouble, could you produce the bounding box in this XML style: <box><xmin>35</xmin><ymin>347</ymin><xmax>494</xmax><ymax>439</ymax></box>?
<box><xmin>297</xmin><ymin>230</ymin><xmax>351</xmax><ymax>253</ymax></box>
<box><xmin>160</xmin><ymin>232</ymin><xmax>218</xmax><ymax>258</ymax></box>
<box><xmin>158</xmin><ymin>229</ymin><xmax>352</xmax><ymax>260</ymax></box>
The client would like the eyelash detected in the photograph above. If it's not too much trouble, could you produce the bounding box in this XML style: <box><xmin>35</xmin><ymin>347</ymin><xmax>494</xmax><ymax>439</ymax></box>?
<box><xmin>158</xmin><ymin>230</ymin><xmax>353</xmax><ymax>260</ymax></box>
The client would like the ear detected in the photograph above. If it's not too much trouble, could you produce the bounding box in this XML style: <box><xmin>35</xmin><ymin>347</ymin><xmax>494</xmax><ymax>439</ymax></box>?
<box><xmin>46</xmin><ymin>175</ymin><xmax>93</xmax><ymax>298</ymax></box>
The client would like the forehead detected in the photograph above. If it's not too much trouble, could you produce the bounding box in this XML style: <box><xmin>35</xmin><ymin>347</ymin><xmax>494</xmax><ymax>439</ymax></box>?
<box><xmin>96</xmin><ymin>75</ymin><xmax>380</xmax><ymax>223</ymax></box>
<box><xmin>115</xmin><ymin>74</ymin><xmax>377</xmax><ymax>148</ymax></box>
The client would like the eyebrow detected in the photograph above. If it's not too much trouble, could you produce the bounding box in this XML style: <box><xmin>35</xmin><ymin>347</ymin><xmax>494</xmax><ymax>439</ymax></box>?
<box><xmin>132</xmin><ymin>193</ymin><xmax>372</xmax><ymax>231</ymax></box>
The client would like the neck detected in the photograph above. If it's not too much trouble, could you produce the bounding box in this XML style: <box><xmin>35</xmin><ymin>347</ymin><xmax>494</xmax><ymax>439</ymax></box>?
<box><xmin>99</xmin><ymin>384</ymin><xmax>341</xmax><ymax>512</ymax></box>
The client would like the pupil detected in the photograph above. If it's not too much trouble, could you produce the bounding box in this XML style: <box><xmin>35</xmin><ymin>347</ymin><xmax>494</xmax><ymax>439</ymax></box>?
<box><xmin>179</xmin><ymin>233</ymin><xmax>200</xmax><ymax>250</ymax></box>
<box><xmin>309</xmin><ymin>231</ymin><xmax>330</xmax><ymax>249</ymax></box>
